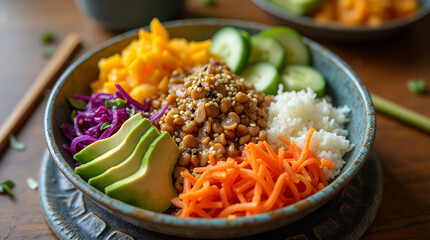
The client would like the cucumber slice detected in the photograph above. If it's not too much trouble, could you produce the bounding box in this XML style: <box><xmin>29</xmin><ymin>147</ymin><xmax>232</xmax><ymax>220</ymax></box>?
<box><xmin>268</xmin><ymin>0</ymin><xmax>323</xmax><ymax>15</ymax></box>
<box><xmin>210</xmin><ymin>27</ymin><xmax>250</xmax><ymax>73</ymax></box>
<box><xmin>239</xmin><ymin>29</ymin><xmax>251</xmax><ymax>60</ymax></box>
<box><xmin>241</xmin><ymin>62</ymin><xmax>280</xmax><ymax>95</ymax></box>
<box><xmin>281</xmin><ymin>64</ymin><xmax>325</xmax><ymax>97</ymax></box>
<box><xmin>248</xmin><ymin>36</ymin><xmax>287</xmax><ymax>72</ymax></box>
<box><xmin>260</xmin><ymin>26</ymin><xmax>311</xmax><ymax>65</ymax></box>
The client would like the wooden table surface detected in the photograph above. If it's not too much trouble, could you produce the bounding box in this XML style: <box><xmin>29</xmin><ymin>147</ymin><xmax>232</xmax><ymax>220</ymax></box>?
<box><xmin>0</xmin><ymin>0</ymin><xmax>429</xmax><ymax>239</ymax></box>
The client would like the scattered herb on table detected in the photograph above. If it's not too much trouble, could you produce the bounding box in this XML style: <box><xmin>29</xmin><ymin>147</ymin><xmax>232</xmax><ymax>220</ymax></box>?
<box><xmin>41</xmin><ymin>31</ymin><xmax>55</xmax><ymax>43</ymax></box>
<box><xmin>26</xmin><ymin>178</ymin><xmax>39</xmax><ymax>190</ymax></box>
<box><xmin>407</xmin><ymin>79</ymin><xmax>427</xmax><ymax>94</ymax></box>
<box><xmin>9</xmin><ymin>134</ymin><xmax>26</xmax><ymax>151</ymax></box>
<box><xmin>199</xmin><ymin>0</ymin><xmax>216</xmax><ymax>6</ymax></box>
<box><xmin>0</xmin><ymin>180</ymin><xmax>15</xmax><ymax>196</ymax></box>
<box><xmin>42</xmin><ymin>47</ymin><xmax>55</xmax><ymax>58</ymax></box>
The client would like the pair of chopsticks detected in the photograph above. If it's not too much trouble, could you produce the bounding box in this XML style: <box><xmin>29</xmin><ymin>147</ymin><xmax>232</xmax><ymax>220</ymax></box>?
<box><xmin>0</xmin><ymin>33</ymin><xmax>81</xmax><ymax>151</ymax></box>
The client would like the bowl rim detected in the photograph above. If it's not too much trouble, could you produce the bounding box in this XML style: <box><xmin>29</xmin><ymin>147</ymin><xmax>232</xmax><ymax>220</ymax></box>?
<box><xmin>45</xmin><ymin>18</ymin><xmax>376</xmax><ymax>229</ymax></box>
<box><xmin>252</xmin><ymin>0</ymin><xmax>430</xmax><ymax>32</ymax></box>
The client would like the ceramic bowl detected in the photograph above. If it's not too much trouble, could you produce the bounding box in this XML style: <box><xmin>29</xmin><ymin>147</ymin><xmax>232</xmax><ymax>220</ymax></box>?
<box><xmin>252</xmin><ymin>0</ymin><xmax>430</xmax><ymax>41</ymax></box>
<box><xmin>44</xmin><ymin>19</ymin><xmax>376</xmax><ymax>239</ymax></box>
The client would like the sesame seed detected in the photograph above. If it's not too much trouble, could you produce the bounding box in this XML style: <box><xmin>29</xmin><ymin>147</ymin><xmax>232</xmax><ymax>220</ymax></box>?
<box><xmin>175</xmin><ymin>138</ymin><xmax>181</xmax><ymax>143</ymax></box>
<box><xmin>205</xmin><ymin>86</ymin><xmax>210</xmax><ymax>91</ymax></box>
<box><xmin>214</xmin><ymin>102</ymin><xmax>219</xmax><ymax>107</ymax></box>
<box><xmin>197</xmin><ymin>88</ymin><xmax>203</xmax><ymax>92</ymax></box>
<box><xmin>174</xmin><ymin>114</ymin><xmax>179</xmax><ymax>118</ymax></box>
<box><xmin>217</xmin><ymin>93</ymin><xmax>223</xmax><ymax>98</ymax></box>
<box><xmin>192</xmin><ymin>150</ymin><xmax>199</xmax><ymax>155</ymax></box>
<box><xmin>214</xmin><ymin>133</ymin><xmax>219</xmax><ymax>137</ymax></box>
<box><xmin>197</xmin><ymin>83</ymin><xmax>202</xmax><ymax>87</ymax></box>
<box><xmin>250</xmin><ymin>123</ymin><xmax>256</xmax><ymax>127</ymax></box>
<box><xmin>215</xmin><ymin>82</ymin><xmax>219</xmax><ymax>86</ymax></box>
<box><xmin>205</xmin><ymin>103</ymin><xmax>211</xmax><ymax>107</ymax></box>
<box><xmin>191</xmin><ymin>114</ymin><xmax>195</xmax><ymax>118</ymax></box>
<box><xmin>185</xmin><ymin>149</ymin><xmax>192</xmax><ymax>154</ymax></box>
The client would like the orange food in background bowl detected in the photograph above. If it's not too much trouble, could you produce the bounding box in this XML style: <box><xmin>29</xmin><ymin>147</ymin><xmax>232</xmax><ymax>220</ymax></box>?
<box><xmin>312</xmin><ymin>0</ymin><xmax>420</xmax><ymax>26</ymax></box>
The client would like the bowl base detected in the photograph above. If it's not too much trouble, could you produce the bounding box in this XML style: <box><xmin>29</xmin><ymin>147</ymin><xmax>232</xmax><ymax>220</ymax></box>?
<box><xmin>39</xmin><ymin>149</ymin><xmax>382</xmax><ymax>240</ymax></box>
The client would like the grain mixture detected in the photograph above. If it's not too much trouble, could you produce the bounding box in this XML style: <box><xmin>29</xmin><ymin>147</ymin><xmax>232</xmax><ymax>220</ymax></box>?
<box><xmin>150</xmin><ymin>59</ymin><xmax>273</xmax><ymax>191</ymax></box>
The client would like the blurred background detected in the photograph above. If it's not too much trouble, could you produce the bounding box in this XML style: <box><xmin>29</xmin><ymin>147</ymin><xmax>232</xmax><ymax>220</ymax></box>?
<box><xmin>0</xmin><ymin>0</ymin><xmax>429</xmax><ymax>239</ymax></box>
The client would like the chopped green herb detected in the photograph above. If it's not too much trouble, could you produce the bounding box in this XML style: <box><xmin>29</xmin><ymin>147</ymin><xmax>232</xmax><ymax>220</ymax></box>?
<box><xmin>128</xmin><ymin>108</ymin><xmax>136</xmax><ymax>117</ymax></box>
<box><xmin>26</xmin><ymin>178</ymin><xmax>38</xmax><ymax>190</ymax></box>
<box><xmin>0</xmin><ymin>180</ymin><xmax>15</xmax><ymax>196</ymax></box>
<box><xmin>199</xmin><ymin>0</ymin><xmax>216</xmax><ymax>6</ymax></box>
<box><xmin>67</xmin><ymin>97</ymin><xmax>86</xmax><ymax>110</ymax></box>
<box><xmin>203</xmin><ymin>12</ymin><xmax>217</xmax><ymax>18</ymax></box>
<box><xmin>100</xmin><ymin>122</ymin><xmax>111</xmax><ymax>131</ymax></box>
<box><xmin>9</xmin><ymin>135</ymin><xmax>26</xmax><ymax>151</ymax></box>
<box><xmin>112</xmin><ymin>98</ymin><xmax>127</xmax><ymax>110</ymax></box>
<box><xmin>42</xmin><ymin>47</ymin><xmax>55</xmax><ymax>58</ymax></box>
<box><xmin>70</xmin><ymin>110</ymin><xmax>77</xmax><ymax>121</ymax></box>
<box><xmin>105</xmin><ymin>100</ymin><xmax>112</xmax><ymax>108</ymax></box>
<box><xmin>41</xmin><ymin>31</ymin><xmax>55</xmax><ymax>43</ymax></box>
<box><xmin>407</xmin><ymin>79</ymin><xmax>426</xmax><ymax>94</ymax></box>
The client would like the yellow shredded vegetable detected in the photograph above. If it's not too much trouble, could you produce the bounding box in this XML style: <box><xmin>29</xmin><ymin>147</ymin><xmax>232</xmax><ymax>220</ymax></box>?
<box><xmin>91</xmin><ymin>18</ymin><xmax>213</xmax><ymax>103</ymax></box>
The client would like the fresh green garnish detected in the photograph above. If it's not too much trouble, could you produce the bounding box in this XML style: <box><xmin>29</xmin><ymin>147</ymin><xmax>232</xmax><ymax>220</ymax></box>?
<box><xmin>67</xmin><ymin>97</ymin><xmax>86</xmax><ymax>110</ymax></box>
<box><xmin>26</xmin><ymin>178</ymin><xmax>38</xmax><ymax>190</ymax></box>
<box><xmin>407</xmin><ymin>79</ymin><xmax>426</xmax><ymax>94</ymax></box>
<box><xmin>200</xmin><ymin>0</ymin><xmax>216</xmax><ymax>6</ymax></box>
<box><xmin>0</xmin><ymin>180</ymin><xmax>15</xmax><ymax>196</ymax></box>
<box><xmin>100</xmin><ymin>122</ymin><xmax>111</xmax><ymax>131</ymax></box>
<box><xmin>70</xmin><ymin>110</ymin><xmax>77</xmax><ymax>121</ymax></box>
<box><xmin>105</xmin><ymin>100</ymin><xmax>112</xmax><ymax>108</ymax></box>
<box><xmin>112</xmin><ymin>99</ymin><xmax>127</xmax><ymax>110</ymax></box>
<box><xmin>128</xmin><ymin>108</ymin><xmax>136</xmax><ymax>117</ymax></box>
<box><xmin>9</xmin><ymin>135</ymin><xmax>26</xmax><ymax>151</ymax></box>
<box><xmin>203</xmin><ymin>12</ymin><xmax>217</xmax><ymax>18</ymax></box>
<box><xmin>41</xmin><ymin>31</ymin><xmax>55</xmax><ymax>43</ymax></box>
<box><xmin>42</xmin><ymin>47</ymin><xmax>55</xmax><ymax>58</ymax></box>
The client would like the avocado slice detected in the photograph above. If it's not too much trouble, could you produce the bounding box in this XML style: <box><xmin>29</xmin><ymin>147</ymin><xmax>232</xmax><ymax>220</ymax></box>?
<box><xmin>74</xmin><ymin>113</ymin><xmax>144</xmax><ymax>164</ymax></box>
<box><xmin>105</xmin><ymin>131</ymin><xmax>180</xmax><ymax>212</ymax></box>
<box><xmin>88</xmin><ymin>127</ymin><xmax>160</xmax><ymax>191</ymax></box>
<box><xmin>75</xmin><ymin>118</ymin><xmax>152</xmax><ymax>179</ymax></box>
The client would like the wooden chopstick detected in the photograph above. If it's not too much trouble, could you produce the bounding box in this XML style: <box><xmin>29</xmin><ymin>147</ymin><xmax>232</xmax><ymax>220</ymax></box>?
<box><xmin>0</xmin><ymin>33</ymin><xmax>82</xmax><ymax>151</ymax></box>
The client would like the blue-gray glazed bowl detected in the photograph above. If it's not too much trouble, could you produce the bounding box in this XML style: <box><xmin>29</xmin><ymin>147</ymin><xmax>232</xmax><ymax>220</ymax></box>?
<box><xmin>44</xmin><ymin>19</ymin><xmax>376</xmax><ymax>239</ymax></box>
<box><xmin>252</xmin><ymin>0</ymin><xmax>430</xmax><ymax>41</ymax></box>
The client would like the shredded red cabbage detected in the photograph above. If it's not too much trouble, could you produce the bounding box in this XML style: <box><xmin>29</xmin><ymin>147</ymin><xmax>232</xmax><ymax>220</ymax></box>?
<box><xmin>60</xmin><ymin>83</ymin><xmax>168</xmax><ymax>155</ymax></box>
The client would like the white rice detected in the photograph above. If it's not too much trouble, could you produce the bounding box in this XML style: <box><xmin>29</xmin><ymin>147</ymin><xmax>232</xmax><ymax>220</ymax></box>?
<box><xmin>266</xmin><ymin>88</ymin><xmax>353</xmax><ymax>180</ymax></box>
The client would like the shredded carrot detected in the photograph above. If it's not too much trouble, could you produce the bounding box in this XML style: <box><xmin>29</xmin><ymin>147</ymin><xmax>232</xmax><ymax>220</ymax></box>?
<box><xmin>172</xmin><ymin>128</ymin><xmax>335</xmax><ymax>218</ymax></box>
